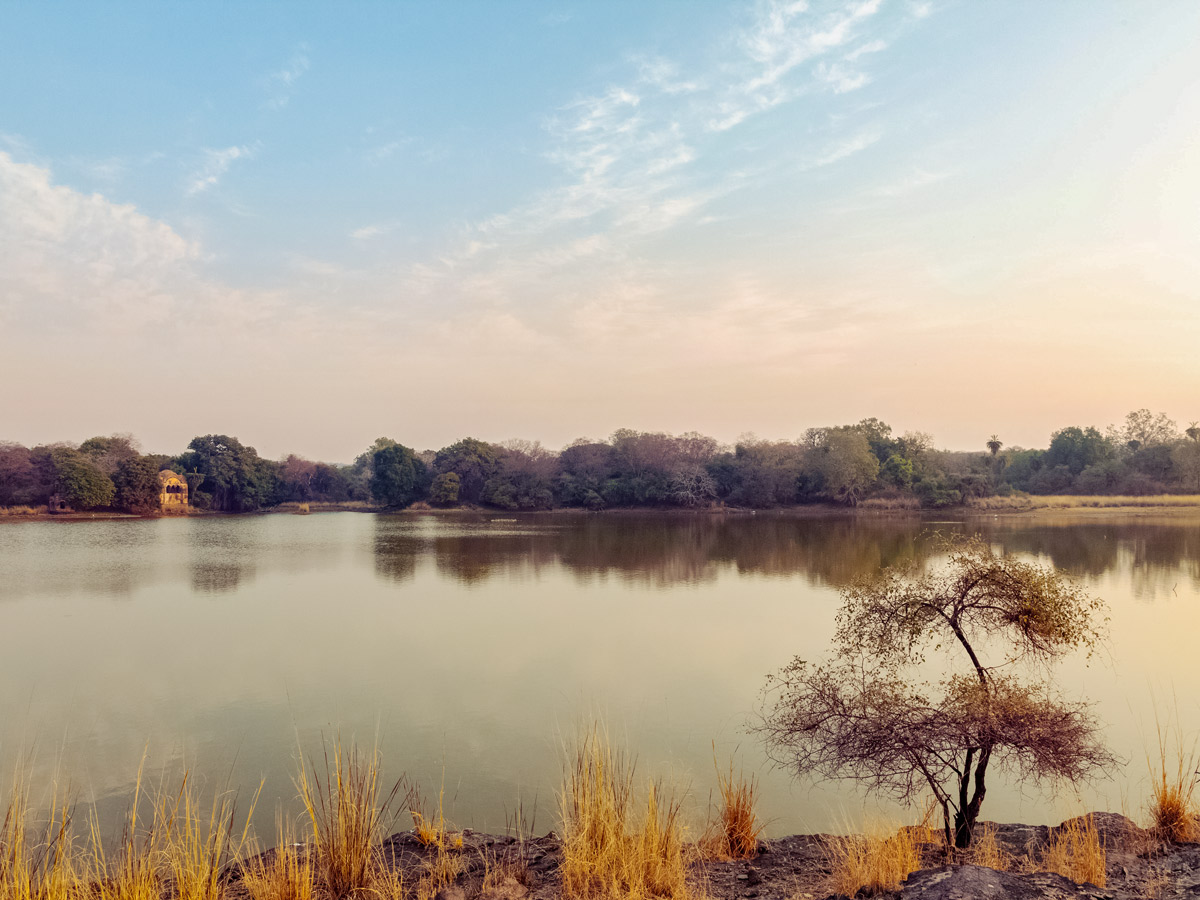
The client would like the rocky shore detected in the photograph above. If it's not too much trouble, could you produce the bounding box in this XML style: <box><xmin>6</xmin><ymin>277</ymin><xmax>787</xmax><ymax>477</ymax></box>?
<box><xmin>221</xmin><ymin>813</ymin><xmax>1199</xmax><ymax>900</ymax></box>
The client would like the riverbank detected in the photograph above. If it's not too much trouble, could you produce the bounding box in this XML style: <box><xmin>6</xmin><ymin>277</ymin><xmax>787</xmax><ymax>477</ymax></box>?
<box><xmin>9</xmin><ymin>495</ymin><xmax>1200</xmax><ymax>522</ymax></box>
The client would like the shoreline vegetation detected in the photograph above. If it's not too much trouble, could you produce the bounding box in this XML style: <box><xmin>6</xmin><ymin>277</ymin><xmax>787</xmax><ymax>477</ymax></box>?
<box><xmin>8</xmin><ymin>495</ymin><xmax>1200</xmax><ymax>522</ymax></box>
<box><xmin>3</xmin><ymin>728</ymin><xmax>1197</xmax><ymax>900</ymax></box>
<box><xmin>4</xmin><ymin>409</ymin><xmax>1200</xmax><ymax>519</ymax></box>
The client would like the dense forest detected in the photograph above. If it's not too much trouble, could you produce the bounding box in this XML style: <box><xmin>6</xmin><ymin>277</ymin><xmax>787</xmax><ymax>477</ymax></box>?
<box><xmin>2</xmin><ymin>409</ymin><xmax>1199</xmax><ymax>515</ymax></box>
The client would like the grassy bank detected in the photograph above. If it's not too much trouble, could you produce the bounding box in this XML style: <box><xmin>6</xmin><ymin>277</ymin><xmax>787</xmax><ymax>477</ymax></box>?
<box><xmin>967</xmin><ymin>494</ymin><xmax>1200</xmax><ymax>512</ymax></box>
<box><xmin>3</xmin><ymin>726</ymin><xmax>1196</xmax><ymax>900</ymax></box>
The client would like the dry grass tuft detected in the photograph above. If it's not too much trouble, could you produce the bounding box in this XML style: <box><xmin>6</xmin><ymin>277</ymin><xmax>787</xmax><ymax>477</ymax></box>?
<box><xmin>409</xmin><ymin>776</ymin><xmax>464</xmax><ymax>900</ymax></box>
<box><xmin>0</xmin><ymin>506</ymin><xmax>45</xmax><ymax>517</ymax></box>
<box><xmin>968</xmin><ymin>822</ymin><xmax>1009</xmax><ymax>871</ymax></box>
<box><xmin>825</xmin><ymin>822</ymin><xmax>921</xmax><ymax>898</ymax></box>
<box><xmin>559</xmin><ymin>725</ymin><xmax>691</xmax><ymax>900</ymax></box>
<box><xmin>242</xmin><ymin>817</ymin><xmax>314</xmax><ymax>900</ymax></box>
<box><xmin>295</xmin><ymin>737</ymin><xmax>413</xmax><ymax>900</ymax></box>
<box><xmin>162</xmin><ymin>776</ymin><xmax>257</xmax><ymax>900</ymax></box>
<box><xmin>1147</xmin><ymin>714</ymin><xmax>1200</xmax><ymax>843</ymax></box>
<box><xmin>699</xmin><ymin>752</ymin><xmax>763</xmax><ymax>861</ymax></box>
<box><xmin>0</xmin><ymin>773</ymin><xmax>78</xmax><ymax>900</ymax></box>
<box><xmin>857</xmin><ymin>496</ymin><xmax>921</xmax><ymax>511</ymax></box>
<box><xmin>1039</xmin><ymin>815</ymin><xmax>1106</xmax><ymax>887</ymax></box>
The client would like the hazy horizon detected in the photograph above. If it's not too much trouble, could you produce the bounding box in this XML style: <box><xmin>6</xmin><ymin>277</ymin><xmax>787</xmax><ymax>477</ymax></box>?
<box><xmin>3</xmin><ymin>1</ymin><xmax>1198</xmax><ymax>462</ymax></box>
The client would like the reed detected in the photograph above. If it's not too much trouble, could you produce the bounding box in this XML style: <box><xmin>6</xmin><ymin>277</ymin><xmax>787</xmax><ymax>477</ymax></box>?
<box><xmin>1039</xmin><ymin>815</ymin><xmax>1106</xmax><ymax>887</ymax></box>
<box><xmin>699</xmin><ymin>752</ymin><xmax>763</xmax><ymax>861</ymax></box>
<box><xmin>295</xmin><ymin>737</ymin><xmax>413</xmax><ymax>900</ymax></box>
<box><xmin>241</xmin><ymin>816</ymin><xmax>314</xmax><ymax>900</ymax></box>
<box><xmin>969</xmin><ymin>822</ymin><xmax>1008</xmax><ymax>871</ymax></box>
<box><xmin>0</xmin><ymin>773</ymin><xmax>78</xmax><ymax>900</ymax></box>
<box><xmin>824</xmin><ymin>822</ymin><xmax>920</xmax><ymax>897</ymax></box>
<box><xmin>559</xmin><ymin>725</ymin><xmax>691</xmax><ymax>900</ymax></box>
<box><xmin>1147</xmin><ymin>712</ymin><xmax>1200</xmax><ymax>843</ymax></box>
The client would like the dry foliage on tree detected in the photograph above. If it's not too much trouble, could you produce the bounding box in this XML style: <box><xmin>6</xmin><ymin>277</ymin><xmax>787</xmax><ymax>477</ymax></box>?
<box><xmin>758</xmin><ymin>535</ymin><xmax>1116</xmax><ymax>849</ymax></box>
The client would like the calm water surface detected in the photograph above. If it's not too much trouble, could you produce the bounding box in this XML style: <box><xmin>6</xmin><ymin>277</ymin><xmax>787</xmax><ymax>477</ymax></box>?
<box><xmin>1</xmin><ymin>511</ymin><xmax>1198</xmax><ymax>838</ymax></box>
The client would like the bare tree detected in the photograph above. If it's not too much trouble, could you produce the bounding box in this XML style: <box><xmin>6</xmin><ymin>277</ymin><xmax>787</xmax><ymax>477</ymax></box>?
<box><xmin>758</xmin><ymin>536</ymin><xmax>1114</xmax><ymax>850</ymax></box>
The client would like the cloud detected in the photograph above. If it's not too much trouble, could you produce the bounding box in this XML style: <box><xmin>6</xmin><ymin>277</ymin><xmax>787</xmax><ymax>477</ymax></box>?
<box><xmin>350</xmin><ymin>224</ymin><xmax>386</xmax><ymax>240</ymax></box>
<box><xmin>0</xmin><ymin>151</ymin><xmax>199</xmax><ymax>328</ymax></box>
<box><xmin>185</xmin><ymin>144</ymin><xmax>257</xmax><ymax>196</ymax></box>
<box><xmin>265</xmin><ymin>45</ymin><xmax>310</xmax><ymax>109</ymax></box>
<box><xmin>814</xmin><ymin>61</ymin><xmax>871</xmax><ymax>93</ymax></box>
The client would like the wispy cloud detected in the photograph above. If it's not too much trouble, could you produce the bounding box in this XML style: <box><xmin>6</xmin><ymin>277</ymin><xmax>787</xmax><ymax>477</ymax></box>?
<box><xmin>185</xmin><ymin>144</ymin><xmax>257</xmax><ymax>196</ymax></box>
<box><xmin>806</xmin><ymin>129</ymin><xmax>883</xmax><ymax>168</ymax></box>
<box><xmin>350</xmin><ymin>224</ymin><xmax>387</xmax><ymax>240</ymax></box>
<box><xmin>382</xmin><ymin>0</ymin><xmax>904</xmax><ymax>328</ymax></box>
<box><xmin>264</xmin><ymin>45</ymin><xmax>310</xmax><ymax>109</ymax></box>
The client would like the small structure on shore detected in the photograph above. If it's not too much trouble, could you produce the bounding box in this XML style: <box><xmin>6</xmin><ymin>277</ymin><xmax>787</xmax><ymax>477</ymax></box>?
<box><xmin>158</xmin><ymin>470</ymin><xmax>189</xmax><ymax>512</ymax></box>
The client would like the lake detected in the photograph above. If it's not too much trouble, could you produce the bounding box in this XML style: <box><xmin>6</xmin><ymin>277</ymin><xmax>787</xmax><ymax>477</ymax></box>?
<box><xmin>1</xmin><ymin>510</ymin><xmax>1198</xmax><ymax>840</ymax></box>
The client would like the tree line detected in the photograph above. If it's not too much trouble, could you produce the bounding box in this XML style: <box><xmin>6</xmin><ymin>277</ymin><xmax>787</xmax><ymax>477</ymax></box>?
<box><xmin>2</xmin><ymin>408</ymin><xmax>1199</xmax><ymax>514</ymax></box>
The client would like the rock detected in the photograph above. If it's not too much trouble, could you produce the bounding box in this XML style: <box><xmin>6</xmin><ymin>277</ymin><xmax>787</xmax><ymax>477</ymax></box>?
<box><xmin>477</xmin><ymin>875</ymin><xmax>530</xmax><ymax>900</ymax></box>
<box><xmin>899</xmin><ymin>865</ymin><xmax>1111</xmax><ymax>899</ymax></box>
<box><xmin>746</xmin><ymin>866</ymin><xmax>763</xmax><ymax>885</ymax></box>
<box><xmin>433</xmin><ymin>887</ymin><xmax>466</xmax><ymax>900</ymax></box>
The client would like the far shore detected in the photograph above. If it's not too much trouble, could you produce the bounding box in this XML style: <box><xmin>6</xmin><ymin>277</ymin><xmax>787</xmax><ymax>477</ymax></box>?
<box><xmin>7</xmin><ymin>496</ymin><xmax>1200</xmax><ymax>522</ymax></box>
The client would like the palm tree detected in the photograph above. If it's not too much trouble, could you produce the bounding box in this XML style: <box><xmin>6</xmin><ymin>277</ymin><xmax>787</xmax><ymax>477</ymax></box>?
<box><xmin>1186</xmin><ymin>421</ymin><xmax>1200</xmax><ymax>442</ymax></box>
<box><xmin>986</xmin><ymin>434</ymin><xmax>1003</xmax><ymax>456</ymax></box>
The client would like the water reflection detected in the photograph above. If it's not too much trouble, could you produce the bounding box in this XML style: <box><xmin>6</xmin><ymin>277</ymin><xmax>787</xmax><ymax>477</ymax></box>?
<box><xmin>368</xmin><ymin>513</ymin><xmax>1200</xmax><ymax>597</ymax></box>
<box><xmin>2</xmin><ymin>510</ymin><xmax>1200</xmax><ymax>841</ymax></box>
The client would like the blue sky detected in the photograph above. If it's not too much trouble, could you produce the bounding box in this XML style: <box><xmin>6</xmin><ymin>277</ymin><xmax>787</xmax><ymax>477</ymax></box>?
<box><xmin>2</xmin><ymin>1</ymin><xmax>1198</xmax><ymax>460</ymax></box>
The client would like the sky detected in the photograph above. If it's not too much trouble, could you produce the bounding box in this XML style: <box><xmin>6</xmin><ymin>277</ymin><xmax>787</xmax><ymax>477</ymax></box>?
<box><xmin>2</xmin><ymin>1</ymin><xmax>1199</xmax><ymax>462</ymax></box>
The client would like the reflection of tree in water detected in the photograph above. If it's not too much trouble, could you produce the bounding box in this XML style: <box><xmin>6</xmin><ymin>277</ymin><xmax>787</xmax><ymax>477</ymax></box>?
<box><xmin>190</xmin><ymin>562</ymin><xmax>253</xmax><ymax>593</ymax></box>
<box><xmin>369</xmin><ymin>512</ymin><xmax>1200</xmax><ymax>598</ymax></box>
<box><xmin>372</xmin><ymin>532</ymin><xmax>422</xmax><ymax>584</ymax></box>
<box><xmin>433</xmin><ymin>534</ymin><xmax>559</xmax><ymax>585</ymax></box>
<box><xmin>981</xmin><ymin>521</ymin><xmax>1200</xmax><ymax>600</ymax></box>
<box><xmin>369</xmin><ymin>514</ymin><xmax>934</xmax><ymax>590</ymax></box>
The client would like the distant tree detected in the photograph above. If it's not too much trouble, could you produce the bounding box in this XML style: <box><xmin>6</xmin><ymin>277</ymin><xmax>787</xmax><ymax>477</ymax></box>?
<box><xmin>880</xmin><ymin>454</ymin><xmax>914</xmax><ymax>490</ymax></box>
<box><xmin>311</xmin><ymin>463</ymin><xmax>353</xmax><ymax>502</ymax></box>
<box><xmin>856</xmin><ymin>418</ymin><xmax>898</xmax><ymax>464</ymax></box>
<box><xmin>1044</xmin><ymin>427</ymin><xmax>1112</xmax><ymax>476</ymax></box>
<box><xmin>279</xmin><ymin>454</ymin><xmax>318</xmax><ymax>501</ymax></box>
<box><xmin>49</xmin><ymin>448</ymin><xmax>115</xmax><ymax>509</ymax></box>
<box><xmin>1186</xmin><ymin>421</ymin><xmax>1200</xmax><ymax>442</ymax></box>
<box><xmin>0</xmin><ymin>443</ymin><xmax>47</xmax><ymax>506</ymax></box>
<box><xmin>986</xmin><ymin>435</ymin><xmax>1003</xmax><ymax>457</ymax></box>
<box><xmin>430</xmin><ymin>472</ymin><xmax>461</xmax><ymax>506</ymax></box>
<box><xmin>1109</xmin><ymin>409</ymin><xmax>1179</xmax><ymax>449</ymax></box>
<box><xmin>803</xmin><ymin>427</ymin><xmax>880</xmax><ymax>505</ymax></box>
<box><xmin>176</xmin><ymin>435</ymin><xmax>278</xmax><ymax>511</ymax></box>
<box><xmin>759</xmin><ymin>536</ymin><xmax>1114</xmax><ymax>850</ymax></box>
<box><xmin>482</xmin><ymin>440</ymin><xmax>557</xmax><ymax>510</ymax></box>
<box><xmin>79</xmin><ymin>434</ymin><xmax>140</xmax><ymax>475</ymax></box>
<box><xmin>113</xmin><ymin>455</ymin><xmax>163</xmax><ymax>513</ymax></box>
<box><xmin>434</xmin><ymin>438</ymin><xmax>500</xmax><ymax>504</ymax></box>
<box><xmin>370</xmin><ymin>442</ymin><xmax>429</xmax><ymax>508</ymax></box>
<box><xmin>1172</xmin><ymin>442</ymin><xmax>1200</xmax><ymax>492</ymax></box>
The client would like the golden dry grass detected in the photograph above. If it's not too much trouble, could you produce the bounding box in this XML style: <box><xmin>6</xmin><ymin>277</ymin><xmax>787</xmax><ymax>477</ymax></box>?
<box><xmin>968</xmin><ymin>822</ymin><xmax>1009</xmax><ymax>871</ymax></box>
<box><xmin>1039</xmin><ymin>815</ymin><xmax>1106</xmax><ymax>887</ymax></box>
<box><xmin>409</xmin><ymin>775</ymin><xmax>464</xmax><ymax>900</ymax></box>
<box><xmin>0</xmin><ymin>773</ymin><xmax>77</xmax><ymax>900</ymax></box>
<box><xmin>559</xmin><ymin>725</ymin><xmax>691</xmax><ymax>900</ymax></box>
<box><xmin>0</xmin><ymin>506</ymin><xmax>45</xmax><ymax>517</ymax></box>
<box><xmin>241</xmin><ymin>816</ymin><xmax>314</xmax><ymax>900</ymax></box>
<box><xmin>295</xmin><ymin>738</ymin><xmax>413</xmax><ymax>900</ymax></box>
<box><xmin>857</xmin><ymin>496</ymin><xmax>921</xmax><ymax>511</ymax></box>
<box><xmin>824</xmin><ymin>822</ymin><xmax>921</xmax><ymax>897</ymax></box>
<box><xmin>1147</xmin><ymin>715</ymin><xmax>1200</xmax><ymax>843</ymax></box>
<box><xmin>698</xmin><ymin>753</ymin><xmax>763</xmax><ymax>861</ymax></box>
<box><xmin>968</xmin><ymin>494</ymin><xmax>1200</xmax><ymax>510</ymax></box>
